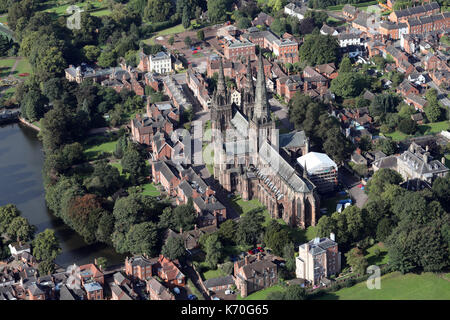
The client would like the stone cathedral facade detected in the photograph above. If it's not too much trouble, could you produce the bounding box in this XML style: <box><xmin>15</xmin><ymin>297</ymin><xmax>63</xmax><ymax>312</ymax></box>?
<box><xmin>210</xmin><ymin>54</ymin><xmax>319</xmax><ymax>228</ymax></box>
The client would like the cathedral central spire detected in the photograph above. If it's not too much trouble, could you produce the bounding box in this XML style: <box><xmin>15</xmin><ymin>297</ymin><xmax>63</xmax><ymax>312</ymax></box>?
<box><xmin>216</xmin><ymin>58</ymin><xmax>227</xmax><ymax>97</ymax></box>
<box><xmin>253</xmin><ymin>52</ymin><xmax>270</xmax><ymax>123</ymax></box>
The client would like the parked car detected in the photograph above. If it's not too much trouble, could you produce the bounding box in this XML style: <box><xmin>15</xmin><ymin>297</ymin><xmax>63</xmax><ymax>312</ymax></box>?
<box><xmin>188</xmin><ymin>294</ymin><xmax>197</xmax><ymax>300</ymax></box>
<box><xmin>225</xmin><ymin>289</ymin><xmax>234</xmax><ymax>295</ymax></box>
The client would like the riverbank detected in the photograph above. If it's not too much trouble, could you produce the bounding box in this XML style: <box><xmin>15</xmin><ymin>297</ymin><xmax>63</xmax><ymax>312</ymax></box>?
<box><xmin>0</xmin><ymin>123</ymin><xmax>125</xmax><ymax>267</ymax></box>
<box><xmin>18</xmin><ymin>116</ymin><xmax>40</xmax><ymax>131</ymax></box>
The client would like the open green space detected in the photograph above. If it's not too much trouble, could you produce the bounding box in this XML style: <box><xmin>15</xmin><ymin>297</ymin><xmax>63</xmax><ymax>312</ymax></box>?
<box><xmin>0</xmin><ymin>15</ymin><xmax>7</xmax><ymax>24</ymax></box>
<box><xmin>141</xmin><ymin>183</ymin><xmax>160</xmax><ymax>197</ymax></box>
<box><xmin>383</xmin><ymin>120</ymin><xmax>450</xmax><ymax>142</ymax></box>
<box><xmin>43</xmin><ymin>0</ymin><xmax>109</xmax><ymax>16</ymax></box>
<box><xmin>237</xmin><ymin>285</ymin><xmax>284</xmax><ymax>300</ymax></box>
<box><xmin>229</xmin><ymin>195</ymin><xmax>284</xmax><ymax>227</ymax></box>
<box><xmin>14</xmin><ymin>59</ymin><xmax>32</xmax><ymax>77</ymax></box>
<box><xmin>316</xmin><ymin>272</ymin><xmax>450</xmax><ymax>300</ymax></box>
<box><xmin>326</xmin><ymin>1</ymin><xmax>378</xmax><ymax>11</ymax></box>
<box><xmin>202</xmin><ymin>268</ymin><xmax>227</xmax><ymax>281</ymax></box>
<box><xmin>365</xmin><ymin>243</ymin><xmax>389</xmax><ymax>266</ymax></box>
<box><xmin>143</xmin><ymin>24</ymin><xmax>187</xmax><ymax>45</ymax></box>
<box><xmin>0</xmin><ymin>58</ymin><xmax>16</xmax><ymax>77</ymax></box>
<box><xmin>83</xmin><ymin>135</ymin><xmax>118</xmax><ymax>161</ymax></box>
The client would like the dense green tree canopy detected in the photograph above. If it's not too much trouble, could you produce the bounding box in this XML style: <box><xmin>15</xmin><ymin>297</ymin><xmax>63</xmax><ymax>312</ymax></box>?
<box><xmin>299</xmin><ymin>34</ymin><xmax>339</xmax><ymax>66</ymax></box>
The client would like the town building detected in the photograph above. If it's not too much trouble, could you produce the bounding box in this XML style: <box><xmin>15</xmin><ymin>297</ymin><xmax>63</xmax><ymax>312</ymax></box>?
<box><xmin>295</xmin><ymin>234</ymin><xmax>341</xmax><ymax>285</ymax></box>
<box><xmin>138</xmin><ymin>51</ymin><xmax>172</xmax><ymax>74</ymax></box>
<box><xmin>372</xmin><ymin>142</ymin><xmax>449</xmax><ymax>182</ymax></box>
<box><xmin>234</xmin><ymin>253</ymin><xmax>278</xmax><ymax>298</ymax></box>
<box><xmin>389</xmin><ymin>2</ymin><xmax>440</xmax><ymax>23</ymax></box>
<box><xmin>284</xmin><ymin>3</ymin><xmax>307</xmax><ymax>21</ymax></box>
<box><xmin>297</xmin><ymin>152</ymin><xmax>338</xmax><ymax>194</ymax></box>
<box><xmin>204</xmin><ymin>275</ymin><xmax>235</xmax><ymax>293</ymax></box>
<box><xmin>146</xmin><ymin>277</ymin><xmax>175</xmax><ymax>300</ymax></box>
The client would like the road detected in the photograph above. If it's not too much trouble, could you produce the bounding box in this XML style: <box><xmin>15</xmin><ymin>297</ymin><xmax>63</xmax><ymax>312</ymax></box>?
<box><xmin>428</xmin><ymin>81</ymin><xmax>450</xmax><ymax>109</ymax></box>
<box><xmin>269</xmin><ymin>97</ymin><xmax>294</xmax><ymax>132</ymax></box>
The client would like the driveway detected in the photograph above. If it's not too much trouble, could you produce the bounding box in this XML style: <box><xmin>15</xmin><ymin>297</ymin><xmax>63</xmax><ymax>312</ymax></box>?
<box><xmin>339</xmin><ymin>166</ymin><xmax>368</xmax><ymax>208</ymax></box>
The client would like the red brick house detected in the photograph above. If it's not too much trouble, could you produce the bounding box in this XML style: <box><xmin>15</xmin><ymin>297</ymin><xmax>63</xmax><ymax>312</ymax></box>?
<box><xmin>155</xmin><ymin>256</ymin><xmax>186</xmax><ymax>287</ymax></box>
<box><xmin>151</xmin><ymin>159</ymin><xmax>181</xmax><ymax>196</ymax></box>
<box><xmin>125</xmin><ymin>255</ymin><xmax>158</xmax><ymax>281</ymax></box>
<box><xmin>146</xmin><ymin>277</ymin><xmax>175</xmax><ymax>300</ymax></box>
<box><xmin>79</xmin><ymin>263</ymin><xmax>104</xmax><ymax>286</ymax></box>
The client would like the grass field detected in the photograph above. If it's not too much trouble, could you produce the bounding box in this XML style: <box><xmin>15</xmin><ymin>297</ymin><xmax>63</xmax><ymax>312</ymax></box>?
<box><xmin>141</xmin><ymin>183</ymin><xmax>160</xmax><ymax>197</ymax></box>
<box><xmin>44</xmin><ymin>1</ymin><xmax>108</xmax><ymax>16</ymax></box>
<box><xmin>317</xmin><ymin>272</ymin><xmax>450</xmax><ymax>300</ymax></box>
<box><xmin>0</xmin><ymin>15</ymin><xmax>7</xmax><ymax>24</ymax></box>
<box><xmin>326</xmin><ymin>1</ymin><xmax>378</xmax><ymax>11</ymax></box>
<box><xmin>0</xmin><ymin>58</ymin><xmax>16</xmax><ymax>78</ymax></box>
<box><xmin>83</xmin><ymin>136</ymin><xmax>118</xmax><ymax>160</ymax></box>
<box><xmin>383</xmin><ymin>120</ymin><xmax>450</xmax><ymax>142</ymax></box>
<box><xmin>143</xmin><ymin>24</ymin><xmax>187</xmax><ymax>45</ymax></box>
<box><xmin>237</xmin><ymin>285</ymin><xmax>284</xmax><ymax>300</ymax></box>
<box><xmin>365</xmin><ymin>243</ymin><xmax>389</xmax><ymax>266</ymax></box>
<box><xmin>14</xmin><ymin>59</ymin><xmax>32</xmax><ymax>77</ymax></box>
<box><xmin>202</xmin><ymin>269</ymin><xmax>227</xmax><ymax>281</ymax></box>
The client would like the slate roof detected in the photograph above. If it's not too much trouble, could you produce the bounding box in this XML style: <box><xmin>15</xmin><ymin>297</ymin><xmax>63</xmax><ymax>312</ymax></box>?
<box><xmin>204</xmin><ymin>275</ymin><xmax>235</xmax><ymax>289</ymax></box>
<box><xmin>147</xmin><ymin>277</ymin><xmax>174</xmax><ymax>300</ymax></box>
<box><xmin>299</xmin><ymin>237</ymin><xmax>338</xmax><ymax>256</ymax></box>
<box><xmin>279</xmin><ymin>131</ymin><xmax>307</xmax><ymax>149</ymax></box>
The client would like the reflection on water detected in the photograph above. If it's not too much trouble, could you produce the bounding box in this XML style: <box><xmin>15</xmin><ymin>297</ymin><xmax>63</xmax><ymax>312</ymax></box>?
<box><xmin>0</xmin><ymin>123</ymin><xmax>125</xmax><ymax>267</ymax></box>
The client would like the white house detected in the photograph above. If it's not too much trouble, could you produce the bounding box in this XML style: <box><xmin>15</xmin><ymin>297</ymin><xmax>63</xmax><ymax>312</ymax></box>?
<box><xmin>149</xmin><ymin>51</ymin><xmax>172</xmax><ymax>74</ymax></box>
<box><xmin>337</xmin><ymin>33</ymin><xmax>361</xmax><ymax>47</ymax></box>
<box><xmin>408</xmin><ymin>73</ymin><xmax>426</xmax><ymax>86</ymax></box>
<box><xmin>284</xmin><ymin>3</ymin><xmax>307</xmax><ymax>21</ymax></box>
<box><xmin>8</xmin><ymin>242</ymin><xmax>31</xmax><ymax>257</ymax></box>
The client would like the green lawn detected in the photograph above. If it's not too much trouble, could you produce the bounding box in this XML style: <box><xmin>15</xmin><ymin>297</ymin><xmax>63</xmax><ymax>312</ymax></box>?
<box><xmin>141</xmin><ymin>183</ymin><xmax>160</xmax><ymax>197</ymax></box>
<box><xmin>14</xmin><ymin>58</ymin><xmax>32</xmax><ymax>78</ymax></box>
<box><xmin>237</xmin><ymin>285</ymin><xmax>284</xmax><ymax>300</ymax></box>
<box><xmin>44</xmin><ymin>1</ymin><xmax>109</xmax><ymax>16</ymax></box>
<box><xmin>317</xmin><ymin>272</ymin><xmax>450</xmax><ymax>300</ymax></box>
<box><xmin>90</xmin><ymin>8</ymin><xmax>112</xmax><ymax>16</ymax></box>
<box><xmin>83</xmin><ymin>136</ymin><xmax>118</xmax><ymax>161</ymax></box>
<box><xmin>384</xmin><ymin>121</ymin><xmax>450</xmax><ymax>142</ymax></box>
<box><xmin>202</xmin><ymin>269</ymin><xmax>227</xmax><ymax>281</ymax></box>
<box><xmin>0</xmin><ymin>58</ymin><xmax>16</xmax><ymax>77</ymax></box>
<box><xmin>143</xmin><ymin>24</ymin><xmax>187</xmax><ymax>45</ymax></box>
<box><xmin>326</xmin><ymin>1</ymin><xmax>377</xmax><ymax>11</ymax></box>
<box><xmin>0</xmin><ymin>15</ymin><xmax>7</xmax><ymax>24</ymax></box>
<box><xmin>365</xmin><ymin>243</ymin><xmax>389</xmax><ymax>266</ymax></box>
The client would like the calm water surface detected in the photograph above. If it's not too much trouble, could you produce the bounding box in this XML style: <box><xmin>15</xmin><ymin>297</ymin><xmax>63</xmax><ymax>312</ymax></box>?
<box><xmin>0</xmin><ymin>123</ymin><xmax>125</xmax><ymax>267</ymax></box>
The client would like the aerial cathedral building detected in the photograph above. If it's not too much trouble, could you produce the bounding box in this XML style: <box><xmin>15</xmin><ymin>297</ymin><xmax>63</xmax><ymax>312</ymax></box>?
<box><xmin>210</xmin><ymin>53</ymin><xmax>319</xmax><ymax>228</ymax></box>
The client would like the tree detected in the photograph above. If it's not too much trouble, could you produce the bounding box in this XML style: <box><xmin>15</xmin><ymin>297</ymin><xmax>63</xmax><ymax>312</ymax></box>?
<box><xmin>20</xmin><ymin>89</ymin><xmax>47</xmax><ymax>121</ymax></box>
<box><xmin>162</xmin><ymin>236</ymin><xmax>187</xmax><ymax>261</ymax></box>
<box><xmin>366</xmin><ymin>168</ymin><xmax>403</xmax><ymax>199</ymax></box>
<box><xmin>236</xmin><ymin>208</ymin><xmax>265</xmax><ymax>246</ymax></box>
<box><xmin>97</xmin><ymin>50</ymin><xmax>117</xmax><ymax>68</ymax></box>
<box><xmin>339</xmin><ymin>57</ymin><xmax>352</xmax><ymax>73</ymax></box>
<box><xmin>207</xmin><ymin>0</ymin><xmax>229</xmax><ymax>23</ymax></box>
<box><xmin>197</xmin><ymin>30</ymin><xmax>205</xmax><ymax>42</ymax></box>
<box><xmin>182</xmin><ymin>6</ymin><xmax>191</xmax><ymax>29</ymax></box>
<box><xmin>125</xmin><ymin>222</ymin><xmax>158</xmax><ymax>256</ymax></box>
<box><xmin>38</xmin><ymin>260</ymin><xmax>56</xmax><ymax>275</ymax></box>
<box><xmin>204</xmin><ymin>233</ymin><xmax>223</xmax><ymax>269</ymax></box>
<box><xmin>121</xmin><ymin>145</ymin><xmax>147</xmax><ymax>185</ymax></box>
<box><xmin>96</xmin><ymin>211</ymin><xmax>115</xmax><ymax>244</ymax></box>
<box><xmin>270</xmin><ymin>18</ymin><xmax>287</xmax><ymax>37</ymax></box>
<box><xmin>345</xmin><ymin>248</ymin><xmax>368</xmax><ymax>275</ymax></box>
<box><xmin>144</xmin><ymin>0</ymin><xmax>174</xmax><ymax>22</ymax></box>
<box><xmin>85</xmin><ymin>160</ymin><xmax>123</xmax><ymax>197</ymax></box>
<box><xmin>218</xmin><ymin>219</ymin><xmax>237</xmax><ymax>244</ymax></box>
<box><xmin>237</xmin><ymin>17</ymin><xmax>251</xmax><ymax>29</ymax></box>
<box><xmin>264</xmin><ymin>221</ymin><xmax>290</xmax><ymax>256</ymax></box>
<box><xmin>67</xmin><ymin>194</ymin><xmax>104</xmax><ymax>244</ymax></box>
<box><xmin>7</xmin><ymin>216</ymin><xmax>35</xmax><ymax>242</ymax></box>
<box><xmin>376</xmin><ymin>217</ymin><xmax>393</xmax><ymax>242</ymax></box>
<box><xmin>432</xmin><ymin>175</ymin><xmax>450</xmax><ymax>212</ymax></box>
<box><xmin>398</xmin><ymin>118</ymin><xmax>416</xmax><ymax>135</ymax></box>
<box><xmin>299</xmin><ymin>34</ymin><xmax>339</xmax><ymax>66</ymax></box>
<box><xmin>168</xmin><ymin>36</ymin><xmax>175</xmax><ymax>46</ymax></box>
<box><xmin>158</xmin><ymin>199</ymin><xmax>197</xmax><ymax>231</ymax></box>
<box><xmin>32</xmin><ymin>229</ymin><xmax>61</xmax><ymax>262</ymax></box>
<box><xmin>96</xmin><ymin>257</ymin><xmax>108</xmax><ymax>270</ymax></box>
<box><xmin>376</xmin><ymin>138</ymin><xmax>397</xmax><ymax>156</ymax></box>
<box><xmin>283</xmin><ymin>285</ymin><xmax>307</xmax><ymax>300</ymax></box>
<box><xmin>0</xmin><ymin>204</ymin><xmax>20</xmax><ymax>234</ymax></box>
<box><xmin>83</xmin><ymin>45</ymin><xmax>101</xmax><ymax>63</ymax></box>
<box><xmin>184</xmin><ymin>36</ymin><xmax>192</xmax><ymax>48</ymax></box>
<box><xmin>424</xmin><ymin>89</ymin><xmax>442</xmax><ymax>123</ymax></box>
<box><xmin>330</xmin><ymin>72</ymin><xmax>369</xmax><ymax>98</ymax></box>
<box><xmin>370</xmin><ymin>94</ymin><xmax>398</xmax><ymax>117</ymax></box>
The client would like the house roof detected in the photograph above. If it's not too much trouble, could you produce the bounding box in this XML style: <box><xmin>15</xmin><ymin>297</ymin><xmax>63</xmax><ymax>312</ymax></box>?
<box><xmin>279</xmin><ymin>131</ymin><xmax>307</xmax><ymax>149</ymax></box>
<box><xmin>204</xmin><ymin>275</ymin><xmax>235</xmax><ymax>289</ymax></box>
